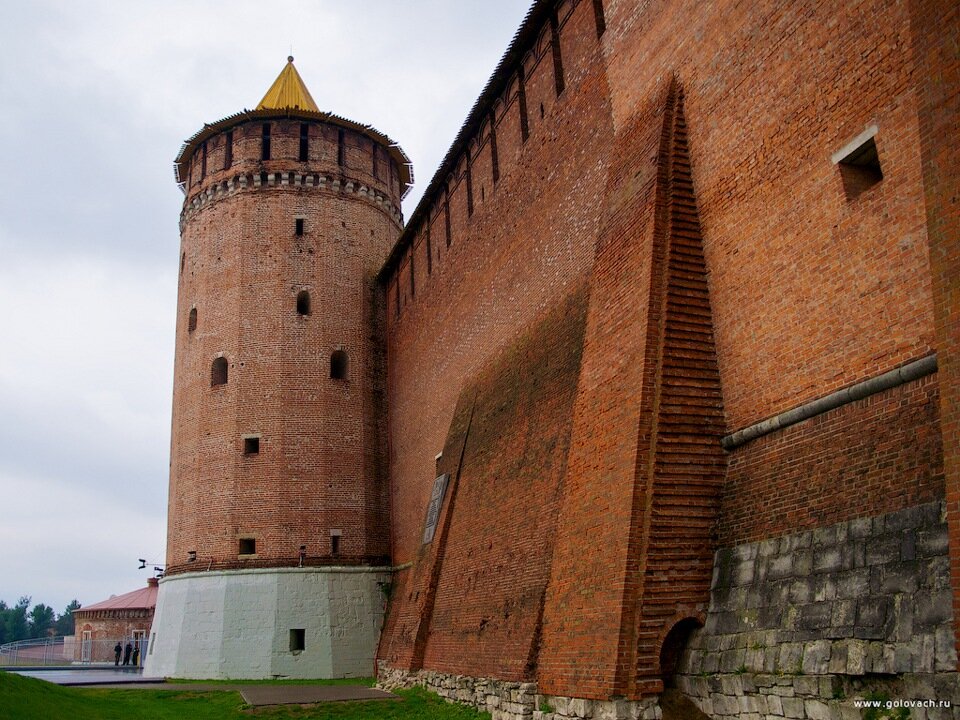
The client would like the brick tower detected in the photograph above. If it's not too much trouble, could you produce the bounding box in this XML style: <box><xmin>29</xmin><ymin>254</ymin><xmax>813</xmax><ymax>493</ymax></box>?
<box><xmin>145</xmin><ymin>58</ymin><xmax>410</xmax><ymax>679</ymax></box>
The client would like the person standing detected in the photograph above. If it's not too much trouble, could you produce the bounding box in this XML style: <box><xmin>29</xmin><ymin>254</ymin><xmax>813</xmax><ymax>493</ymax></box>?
<box><xmin>123</xmin><ymin>642</ymin><xmax>132</xmax><ymax>666</ymax></box>
<box><xmin>132</xmin><ymin>643</ymin><xmax>140</xmax><ymax>667</ymax></box>
<box><xmin>113</xmin><ymin>642</ymin><xmax>122</xmax><ymax>666</ymax></box>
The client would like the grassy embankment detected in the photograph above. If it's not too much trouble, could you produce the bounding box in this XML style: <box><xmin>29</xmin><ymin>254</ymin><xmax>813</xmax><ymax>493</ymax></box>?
<box><xmin>0</xmin><ymin>671</ymin><xmax>492</xmax><ymax>720</ymax></box>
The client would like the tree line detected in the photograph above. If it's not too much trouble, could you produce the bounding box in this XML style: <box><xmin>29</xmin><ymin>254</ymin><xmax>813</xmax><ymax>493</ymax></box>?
<box><xmin>0</xmin><ymin>597</ymin><xmax>81</xmax><ymax>644</ymax></box>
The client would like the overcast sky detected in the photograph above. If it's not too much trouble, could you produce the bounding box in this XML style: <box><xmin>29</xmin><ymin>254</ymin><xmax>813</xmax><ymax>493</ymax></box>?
<box><xmin>0</xmin><ymin>1</ymin><xmax>532</xmax><ymax>617</ymax></box>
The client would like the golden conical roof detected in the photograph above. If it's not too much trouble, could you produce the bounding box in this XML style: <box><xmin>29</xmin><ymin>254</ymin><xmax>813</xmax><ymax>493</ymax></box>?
<box><xmin>256</xmin><ymin>56</ymin><xmax>319</xmax><ymax>112</ymax></box>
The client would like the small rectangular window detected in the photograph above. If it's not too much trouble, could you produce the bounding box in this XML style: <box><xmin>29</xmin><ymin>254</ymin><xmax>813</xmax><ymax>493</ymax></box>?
<box><xmin>299</xmin><ymin>123</ymin><xmax>309</xmax><ymax>162</ymax></box>
<box><xmin>337</xmin><ymin>129</ymin><xmax>345</xmax><ymax>167</ymax></box>
<box><xmin>187</xmin><ymin>550</ymin><xmax>197</xmax><ymax>563</ymax></box>
<box><xmin>200</xmin><ymin>142</ymin><xmax>207</xmax><ymax>179</ymax></box>
<box><xmin>289</xmin><ymin>629</ymin><xmax>305</xmax><ymax>652</ymax></box>
<box><xmin>224</xmin><ymin>131</ymin><xmax>233</xmax><ymax>169</ymax></box>
<box><xmin>239</xmin><ymin>538</ymin><xmax>256</xmax><ymax>555</ymax></box>
<box><xmin>833</xmin><ymin>126</ymin><xmax>882</xmax><ymax>201</ymax></box>
<box><xmin>295</xmin><ymin>218</ymin><xmax>304</xmax><ymax>236</ymax></box>
<box><xmin>243</xmin><ymin>436</ymin><xmax>260</xmax><ymax>455</ymax></box>
<box><xmin>262</xmin><ymin>124</ymin><xmax>271</xmax><ymax>161</ymax></box>
<box><xmin>330</xmin><ymin>529</ymin><xmax>342</xmax><ymax>556</ymax></box>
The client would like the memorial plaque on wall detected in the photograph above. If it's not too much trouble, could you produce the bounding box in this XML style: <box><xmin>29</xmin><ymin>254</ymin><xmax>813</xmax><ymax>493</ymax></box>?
<box><xmin>422</xmin><ymin>473</ymin><xmax>450</xmax><ymax>544</ymax></box>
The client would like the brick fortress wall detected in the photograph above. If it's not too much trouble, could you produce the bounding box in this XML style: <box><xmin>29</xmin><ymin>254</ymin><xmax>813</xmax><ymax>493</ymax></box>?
<box><xmin>375</xmin><ymin>0</ymin><xmax>954</xmax><ymax>714</ymax></box>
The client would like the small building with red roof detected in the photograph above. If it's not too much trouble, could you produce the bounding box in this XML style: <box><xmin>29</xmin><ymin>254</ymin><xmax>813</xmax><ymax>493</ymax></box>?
<box><xmin>71</xmin><ymin>578</ymin><xmax>158</xmax><ymax>665</ymax></box>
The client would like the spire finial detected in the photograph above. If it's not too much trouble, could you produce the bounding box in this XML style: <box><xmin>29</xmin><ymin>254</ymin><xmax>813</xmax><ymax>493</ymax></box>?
<box><xmin>256</xmin><ymin>56</ymin><xmax>319</xmax><ymax>112</ymax></box>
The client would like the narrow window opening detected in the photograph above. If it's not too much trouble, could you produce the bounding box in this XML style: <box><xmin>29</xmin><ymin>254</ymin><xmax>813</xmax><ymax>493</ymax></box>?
<box><xmin>373</xmin><ymin>145</ymin><xmax>381</xmax><ymax>180</ymax></box>
<box><xmin>337</xmin><ymin>129</ymin><xmax>345</xmax><ymax>167</ymax></box>
<box><xmin>444</xmin><ymin>188</ymin><xmax>452</xmax><ymax>247</ymax></box>
<box><xmin>299</xmin><ymin>123</ymin><xmax>309</xmax><ymax>162</ymax></box>
<box><xmin>409</xmin><ymin>247</ymin><xmax>415</xmax><ymax>297</ymax></box>
<box><xmin>261</xmin><ymin>123</ymin><xmax>271</xmax><ymax>160</ymax></box>
<box><xmin>330</xmin><ymin>350</ymin><xmax>349</xmax><ymax>380</ymax></box>
<box><xmin>330</xmin><ymin>531</ymin><xmax>341</xmax><ymax>556</ymax></box>
<box><xmin>200</xmin><ymin>142</ymin><xmax>207</xmax><ymax>180</ymax></box>
<box><xmin>289</xmin><ymin>629</ymin><xmax>305</xmax><ymax>652</ymax></box>
<box><xmin>466</xmin><ymin>157</ymin><xmax>474</xmax><ymax>217</ymax></box>
<box><xmin>224</xmin><ymin>131</ymin><xmax>233</xmax><ymax>169</ymax></box>
<box><xmin>489</xmin><ymin>110</ymin><xmax>500</xmax><ymax>183</ymax></box>
<box><xmin>837</xmin><ymin>135</ymin><xmax>883</xmax><ymax>201</ymax></box>
<box><xmin>426</xmin><ymin>224</ymin><xmax>433</xmax><ymax>275</ymax></box>
<box><xmin>295</xmin><ymin>218</ymin><xmax>305</xmax><ymax>236</ymax></box>
<box><xmin>238</xmin><ymin>538</ymin><xmax>256</xmax><ymax>555</ymax></box>
<box><xmin>180</xmin><ymin>252</ymin><xmax>185</xmax><ymax>275</ymax></box>
<box><xmin>592</xmin><ymin>0</ymin><xmax>606</xmax><ymax>37</ymax></box>
<box><xmin>540</xmin><ymin>102</ymin><xmax>545</xmax><ymax>119</ymax></box>
<box><xmin>211</xmin><ymin>357</ymin><xmax>228</xmax><ymax>386</ymax></box>
<box><xmin>550</xmin><ymin>12</ymin><xmax>565</xmax><ymax>95</ymax></box>
<box><xmin>296</xmin><ymin>290</ymin><xmax>311</xmax><ymax>316</ymax></box>
<box><xmin>187</xmin><ymin>550</ymin><xmax>197</xmax><ymax>563</ymax></box>
<box><xmin>188</xmin><ymin>307</ymin><xmax>197</xmax><ymax>333</ymax></box>
<box><xmin>243</xmin><ymin>436</ymin><xmax>260</xmax><ymax>455</ymax></box>
<box><xmin>518</xmin><ymin>67</ymin><xmax>530</xmax><ymax>142</ymax></box>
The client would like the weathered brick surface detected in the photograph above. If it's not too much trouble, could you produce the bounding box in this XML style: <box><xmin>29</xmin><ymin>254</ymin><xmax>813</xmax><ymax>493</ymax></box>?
<box><xmin>602</xmin><ymin>0</ymin><xmax>935</xmax><ymax>432</ymax></box>
<box><xmin>377</xmin><ymin>0</ymin><xmax>951</xmax><ymax>703</ymax></box>
<box><xmin>907</xmin><ymin>0</ymin><xmax>960</xmax><ymax>660</ymax></box>
<box><xmin>383</xmin><ymin>0</ymin><xmax>613</xmax><ymax>570</ymax></box>
<box><xmin>721</xmin><ymin>375</ymin><xmax>944</xmax><ymax>546</ymax></box>
<box><xmin>379</xmin><ymin>284</ymin><xmax>589</xmax><ymax>678</ymax></box>
<box><xmin>167</xmin><ymin>117</ymin><xmax>399</xmax><ymax>573</ymax></box>
<box><xmin>538</xmin><ymin>81</ymin><xmax>726</xmax><ymax>700</ymax></box>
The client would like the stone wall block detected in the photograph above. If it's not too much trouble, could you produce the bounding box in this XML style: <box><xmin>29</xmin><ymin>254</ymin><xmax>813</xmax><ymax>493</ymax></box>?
<box><xmin>865</xmin><ymin>535</ymin><xmax>901</xmax><ymax>566</ymax></box>
<box><xmin>801</xmin><ymin>640</ymin><xmax>832</xmax><ymax>674</ymax></box>
<box><xmin>836</xmin><ymin>569</ymin><xmax>870</xmax><ymax>599</ymax></box>
<box><xmin>814</xmin><ymin>548</ymin><xmax>842</xmax><ymax>574</ymax></box>
<box><xmin>935</xmin><ymin>624</ymin><xmax>959</xmax><ymax>671</ymax></box>
<box><xmin>781</xmin><ymin>696</ymin><xmax>805</xmax><ymax>718</ymax></box>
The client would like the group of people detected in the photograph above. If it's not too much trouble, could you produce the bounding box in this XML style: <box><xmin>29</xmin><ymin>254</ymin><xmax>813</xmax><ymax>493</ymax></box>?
<box><xmin>113</xmin><ymin>640</ymin><xmax>140</xmax><ymax>667</ymax></box>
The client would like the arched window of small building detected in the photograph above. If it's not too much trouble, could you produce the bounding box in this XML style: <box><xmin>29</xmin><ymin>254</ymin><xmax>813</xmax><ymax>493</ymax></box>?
<box><xmin>296</xmin><ymin>291</ymin><xmax>311</xmax><ymax>316</ymax></box>
<box><xmin>211</xmin><ymin>357</ymin><xmax>228</xmax><ymax>386</ymax></box>
<box><xmin>330</xmin><ymin>350</ymin><xmax>348</xmax><ymax>380</ymax></box>
<box><xmin>188</xmin><ymin>307</ymin><xmax>197</xmax><ymax>333</ymax></box>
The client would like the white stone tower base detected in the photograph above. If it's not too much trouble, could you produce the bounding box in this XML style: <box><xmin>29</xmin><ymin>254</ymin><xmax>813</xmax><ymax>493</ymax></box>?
<box><xmin>143</xmin><ymin>566</ymin><xmax>391</xmax><ymax>679</ymax></box>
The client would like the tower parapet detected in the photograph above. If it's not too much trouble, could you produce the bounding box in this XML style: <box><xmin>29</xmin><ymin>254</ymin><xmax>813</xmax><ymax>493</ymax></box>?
<box><xmin>145</xmin><ymin>58</ymin><xmax>408</xmax><ymax>680</ymax></box>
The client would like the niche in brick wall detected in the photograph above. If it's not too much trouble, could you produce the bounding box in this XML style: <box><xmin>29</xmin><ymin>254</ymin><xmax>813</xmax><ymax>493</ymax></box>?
<box><xmin>296</xmin><ymin>291</ymin><xmax>311</xmax><ymax>316</ymax></box>
<box><xmin>330</xmin><ymin>350</ymin><xmax>348</xmax><ymax>380</ymax></box>
<box><xmin>211</xmin><ymin>357</ymin><xmax>228</xmax><ymax>386</ymax></box>
<box><xmin>833</xmin><ymin>126</ymin><xmax>883</xmax><ymax>201</ymax></box>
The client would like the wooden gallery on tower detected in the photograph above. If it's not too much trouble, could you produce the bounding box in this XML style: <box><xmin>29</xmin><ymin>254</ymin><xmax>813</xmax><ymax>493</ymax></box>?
<box><xmin>146</xmin><ymin>1</ymin><xmax>960</xmax><ymax>718</ymax></box>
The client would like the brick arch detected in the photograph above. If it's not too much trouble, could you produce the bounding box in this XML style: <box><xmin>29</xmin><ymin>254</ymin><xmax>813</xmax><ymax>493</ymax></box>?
<box><xmin>654</xmin><ymin>612</ymin><xmax>706</xmax><ymax>684</ymax></box>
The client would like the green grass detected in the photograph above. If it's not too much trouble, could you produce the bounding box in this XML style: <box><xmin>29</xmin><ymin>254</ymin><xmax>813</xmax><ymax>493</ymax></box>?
<box><xmin>0</xmin><ymin>672</ymin><xmax>491</xmax><ymax>720</ymax></box>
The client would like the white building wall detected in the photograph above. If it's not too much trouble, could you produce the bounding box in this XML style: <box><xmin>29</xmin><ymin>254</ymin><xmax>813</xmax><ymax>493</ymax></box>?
<box><xmin>144</xmin><ymin>567</ymin><xmax>390</xmax><ymax>679</ymax></box>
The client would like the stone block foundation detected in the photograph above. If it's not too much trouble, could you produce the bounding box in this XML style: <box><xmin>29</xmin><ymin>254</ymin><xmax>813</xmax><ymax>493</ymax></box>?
<box><xmin>377</xmin><ymin>665</ymin><xmax>661</xmax><ymax>720</ymax></box>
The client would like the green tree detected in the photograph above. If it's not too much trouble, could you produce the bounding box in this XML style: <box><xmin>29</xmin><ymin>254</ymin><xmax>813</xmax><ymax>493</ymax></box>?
<box><xmin>0</xmin><ymin>600</ymin><xmax>8</xmax><ymax>645</ymax></box>
<box><xmin>28</xmin><ymin>603</ymin><xmax>55</xmax><ymax>639</ymax></box>
<box><xmin>54</xmin><ymin>600</ymin><xmax>81</xmax><ymax>636</ymax></box>
<box><xmin>5</xmin><ymin>597</ymin><xmax>30</xmax><ymax>642</ymax></box>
